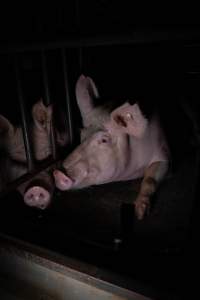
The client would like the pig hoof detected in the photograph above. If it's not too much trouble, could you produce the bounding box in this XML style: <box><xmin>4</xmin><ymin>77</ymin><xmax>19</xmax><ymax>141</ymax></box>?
<box><xmin>134</xmin><ymin>196</ymin><xmax>150</xmax><ymax>220</ymax></box>
<box><xmin>24</xmin><ymin>186</ymin><xmax>51</xmax><ymax>209</ymax></box>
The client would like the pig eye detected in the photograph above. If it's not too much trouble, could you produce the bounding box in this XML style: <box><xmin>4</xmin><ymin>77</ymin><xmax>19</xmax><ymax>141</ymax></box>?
<box><xmin>101</xmin><ymin>138</ymin><xmax>108</xmax><ymax>143</ymax></box>
<box><xmin>98</xmin><ymin>134</ymin><xmax>110</xmax><ymax>144</ymax></box>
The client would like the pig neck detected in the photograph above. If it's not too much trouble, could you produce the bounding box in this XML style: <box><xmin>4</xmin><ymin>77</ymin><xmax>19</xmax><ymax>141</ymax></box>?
<box><xmin>116</xmin><ymin>116</ymin><xmax>164</xmax><ymax>181</ymax></box>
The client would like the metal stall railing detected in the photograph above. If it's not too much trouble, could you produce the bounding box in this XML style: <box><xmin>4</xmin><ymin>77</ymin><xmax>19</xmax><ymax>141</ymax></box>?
<box><xmin>0</xmin><ymin>46</ymin><xmax>74</xmax><ymax>198</ymax></box>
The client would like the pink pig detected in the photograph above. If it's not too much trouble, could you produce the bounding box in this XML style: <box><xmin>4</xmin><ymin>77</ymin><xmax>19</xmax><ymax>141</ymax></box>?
<box><xmin>0</xmin><ymin>99</ymin><xmax>67</xmax><ymax>209</ymax></box>
<box><xmin>53</xmin><ymin>75</ymin><xmax>169</xmax><ymax>220</ymax></box>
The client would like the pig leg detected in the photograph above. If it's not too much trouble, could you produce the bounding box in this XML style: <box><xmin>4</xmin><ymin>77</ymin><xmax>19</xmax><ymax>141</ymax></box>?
<box><xmin>134</xmin><ymin>161</ymin><xmax>168</xmax><ymax>220</ymax></box>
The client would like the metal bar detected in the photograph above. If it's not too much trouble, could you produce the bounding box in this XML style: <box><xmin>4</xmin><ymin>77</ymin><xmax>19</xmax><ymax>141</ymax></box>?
<box><xmin>75</xmin><ymin>0</ymin><xmax>83</xmax><ymax>72</ymax></box>
<box><xmin>50</xmin><ymin>119</ymin><xmax>57</xmax><ymax>160</ymax></box>
<box><xmin>15</xmin><ymin>56</ymin><xmax>34</xmax><ymax>172</ymax></box>
<box><xmin>61</xmin><ymin>48</ymin><xmax>73</xmax><ymax>145</ymax></box>
<box><xmin>78</xmin><ymin>47</ymin><xmax>83</xmax><ymax>72</ymax></box>
<box><xmin>41</xmin><ymin>50</ymin><xmax>51</xmax><ymax>106</ymax></box>
<box><xmin>41</xmin><ymin>51</ymin><xmax>57</xmax><ymax>160</ymax></box>
<box><xmin>1</xmin><ymin>29</ymin><xmax>199</xmax><ymax>53</ymax></box>
<box><xmin>75</xmin><ymin>0</ymin><xmax>81</xmax><ymax>30</ymax></box>
<box><xmin>0</xmin><ymin>233</ymin><xmax>157</xmax><ymax>300</ymax></box>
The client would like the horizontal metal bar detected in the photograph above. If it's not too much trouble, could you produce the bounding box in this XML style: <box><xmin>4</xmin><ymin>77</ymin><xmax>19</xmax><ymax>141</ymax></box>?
<box><xmin>0</xmin><ymin>233</ymin><xmax>157</xmax><ymax>300</ymax></box>
<box><xmin>1</xmin><ymin>29</ymin><xmax>200</xmax><ymax>53</ymax></box>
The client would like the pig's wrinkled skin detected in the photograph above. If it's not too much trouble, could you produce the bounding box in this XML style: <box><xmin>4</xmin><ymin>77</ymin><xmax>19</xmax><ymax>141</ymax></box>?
<box><xmin>53</xmin><ymin>75</ymin><xmax>169</xmax><ymax>220</ymax></box>
<box><xmin>0</xmin><ymin>99</ymin><xmax>67</xmax><ymax>209</ymax></box>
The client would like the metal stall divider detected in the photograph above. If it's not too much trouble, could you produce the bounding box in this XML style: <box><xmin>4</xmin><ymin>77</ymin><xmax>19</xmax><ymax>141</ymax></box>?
<box><xmin>41</xmin><ymin>49</ymin><xmax>57</xmax><ymax>161</ymax></box>
<box><xmin>15</xmin><ymin>54</ymin><xmax>35</xmax><ymax>172</ymax></box>
<box><xmin>0</xmin><ymin>46</ymin><xmax>74</xmax><ymax>198</ymax></box>
<box><xmin>61</xmin><ymin>48</ymin><xmax>74</xmax><ymax>146</ymax></box>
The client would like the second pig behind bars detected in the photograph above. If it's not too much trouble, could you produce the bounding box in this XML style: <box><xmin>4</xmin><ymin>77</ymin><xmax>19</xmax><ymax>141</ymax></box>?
<box><xmin>0</xmin><ymin>99</ymin><xmax>68</xmax><ymax>209</ymax></box>
<box><xmin>53</xmin><ymin>75</ymin><xmax>170</xmax><ymax>220</ymax></box>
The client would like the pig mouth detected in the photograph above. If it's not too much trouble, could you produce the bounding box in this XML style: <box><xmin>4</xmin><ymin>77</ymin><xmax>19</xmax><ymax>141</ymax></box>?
<box><xmin>53</xmin><ymin>165</ymin><xmax>100</xmax><ymax>190</ymax></box>
<box><xmin>53</xmin><ymin>167</ymin><xmax>93</xmax><ymax>190</ymax></box>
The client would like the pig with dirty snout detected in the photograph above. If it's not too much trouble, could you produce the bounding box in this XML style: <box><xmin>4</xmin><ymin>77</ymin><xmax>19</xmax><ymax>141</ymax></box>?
<box><xmin>0</xmin><ymin>100</ymin><xmax>68</xmax><ymax>209</ymax></box>
<box><xmin>53</xmin><ymin>75</ymin><xmax>169</xmax><ymax>220</ymax></box>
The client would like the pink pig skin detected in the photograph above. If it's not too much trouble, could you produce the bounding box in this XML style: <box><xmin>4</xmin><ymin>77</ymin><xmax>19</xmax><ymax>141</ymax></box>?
<box><xmin>54</xmin><ymin>75</ymin><xmax>169</xmax><ymax>220</ymax></box>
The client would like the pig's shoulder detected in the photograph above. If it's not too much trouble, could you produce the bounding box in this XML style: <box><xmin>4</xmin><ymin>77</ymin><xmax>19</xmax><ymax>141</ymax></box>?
<box><xmin>148</xmin><ymin>115</ymin><xmax>170</xmax><ymax>163</ymax></box>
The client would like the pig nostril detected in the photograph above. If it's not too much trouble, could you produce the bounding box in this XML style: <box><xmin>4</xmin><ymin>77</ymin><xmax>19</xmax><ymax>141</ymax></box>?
<box><xmin>126</xmin><ymin>112</ymin><xmax>133</xmax><ymax>119</ymax></box>
<box><xmin>63</xmin><ymin>178</ymin><xmax>69</xmax><ymax>184</ymax></box>
<box><xmin>39</xmin><ymin>193</ymin><xmax>44</xmax><ymax>198</ymax></box>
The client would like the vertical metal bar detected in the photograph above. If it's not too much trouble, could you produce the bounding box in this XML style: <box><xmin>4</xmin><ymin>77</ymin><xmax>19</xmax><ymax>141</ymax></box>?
<box><xmin>75</xmin><ymin>0</ymin><xmax>80</xmax><ymax>31</ymax></box>
<box><xmin>41</xmin><ymin>50</ymin><xmax>57</xmax><ymax>160</ymax></box>
<box><xmin>61</xmin><ymin>48</ymin><xmax>73</xmax><ymax>145</ymax></box>
<box><xmin>78</xmin><ymin>47</ymin><xmax>83</xmax><ymax>72</ymax></box>
<box><xmin>75</xmin><ymin>0</ymin><xmax>83</xmax><ymax>72</ymax></box>
<box><xmin>15</xmin><ymin>56</ymin><xmax>34</xmax><ymax>172</ymax></box>
<box><xmin>41</xmin><ymin>50</ymin><xmax>51</xmax><ymax>106</ymax></box>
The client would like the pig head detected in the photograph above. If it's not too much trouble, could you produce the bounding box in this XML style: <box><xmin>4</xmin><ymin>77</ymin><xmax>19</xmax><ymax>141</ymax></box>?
<box><xmin>54</xmin><ymin>75</ymin><xmax>169</xmax><ymax>219</ymax></box>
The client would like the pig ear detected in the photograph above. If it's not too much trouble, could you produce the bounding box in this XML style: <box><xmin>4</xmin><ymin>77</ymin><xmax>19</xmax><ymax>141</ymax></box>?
<box><xmin>110</xmin><ymin>103</ymin><xmax>148</xmax><ymax>137</ymax></box>
<box><xmin>0</xmin><ymin>115</ymin><xmax>14</xmax><ymax>137</ymax></box>
<box><xmin>32</xmin><ymin>98</ymin><xmax>53</xmax><ymax>129</ymax></box>
<box><xmin>75</xmin><ymin>74</ymin><xmax>99</xmax><ymax>126</ymax></box>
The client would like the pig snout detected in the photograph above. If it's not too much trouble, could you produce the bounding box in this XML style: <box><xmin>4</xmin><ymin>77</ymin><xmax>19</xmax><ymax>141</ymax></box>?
<box><xmin>53</xmin><ymin>160</ymin><xmax>90</xmax><ymax>190</ymax></box>
<box><xmin>53</xmin><ymin>170</ymin><xmax>73</xmax><ymax>191</ymax></box>
<box><xmin>24</xmin><ymin>186</ymin><xmax>51</xmax><ymax>209</ymax></box>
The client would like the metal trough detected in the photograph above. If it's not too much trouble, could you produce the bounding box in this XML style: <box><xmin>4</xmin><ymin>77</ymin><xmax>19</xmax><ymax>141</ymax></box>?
<box><xmin>0</xmin><ymin>234</ymin><xmax>154</xmax><ymax>300</ymax></box>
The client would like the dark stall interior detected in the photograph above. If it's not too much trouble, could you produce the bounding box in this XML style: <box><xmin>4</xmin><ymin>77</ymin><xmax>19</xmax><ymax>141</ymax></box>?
<box><xmin>0</xmin><ymin>3</ymin><xmax>200</xmax><ymax>300</ymax></box>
